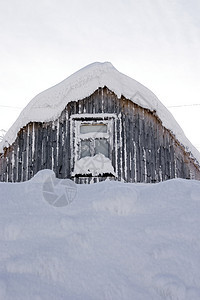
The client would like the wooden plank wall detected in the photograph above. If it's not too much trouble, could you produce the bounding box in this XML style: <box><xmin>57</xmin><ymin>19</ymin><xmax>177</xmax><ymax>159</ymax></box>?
<box><xmin>0</xmin><ymin>87</ymin><xmax>200</xmax><ymax>183</ymax></box>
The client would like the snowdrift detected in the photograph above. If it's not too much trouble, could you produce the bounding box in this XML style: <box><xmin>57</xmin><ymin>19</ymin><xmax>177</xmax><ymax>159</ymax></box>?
<box><xmin>0</xmin><ymin>170</ymin><xmax>200</xmax><ymax>299</ymax></box>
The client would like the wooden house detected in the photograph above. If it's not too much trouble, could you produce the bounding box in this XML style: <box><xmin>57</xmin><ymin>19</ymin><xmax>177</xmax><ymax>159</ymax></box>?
<box><xmin>0</xmin><ymin>62</ymin><xmax>200</xmax><ymax>183</ymax></box>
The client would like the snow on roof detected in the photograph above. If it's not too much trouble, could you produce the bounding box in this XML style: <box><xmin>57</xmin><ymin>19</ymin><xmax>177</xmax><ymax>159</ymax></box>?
<box><xmin>0</xmin><ymin>62</ymin><xmax>200</xmax><ymax>163</ymax></box>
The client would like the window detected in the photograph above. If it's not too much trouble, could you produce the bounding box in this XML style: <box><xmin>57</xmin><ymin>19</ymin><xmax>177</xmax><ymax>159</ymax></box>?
<box><xmin>95</xmin><ymin>139</ymin><xmax>109</xmax><ymax>157</ymax></box>
<box><xmin>80</xmin><ymin>138</ymin><xmax>109</xmax><ymax>158</ymax></box>
<box><xmin>80</xmin><ymin>139</ymin><xmax>91</xmax><ymax>158</ymax></box>
<box><xmin>78</xmin><ymin>121</ymin><xmax>110</xmax><ymax>159</ymax></box>
<box><xmin>80</xmin><ymin>124</ymin><xmax>107</xmax><ymax>134</ymax></box>
<box><xmin>70</xmin><ymin>114</ymin><xmax>116</xmax><ymax>176</ymax></box>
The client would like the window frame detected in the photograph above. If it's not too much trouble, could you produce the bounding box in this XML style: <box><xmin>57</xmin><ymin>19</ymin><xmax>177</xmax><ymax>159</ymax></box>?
<box><xmin>70</xmin><ymin>113</ymin><xmax>117</xmax><ymax>176</ymax></box>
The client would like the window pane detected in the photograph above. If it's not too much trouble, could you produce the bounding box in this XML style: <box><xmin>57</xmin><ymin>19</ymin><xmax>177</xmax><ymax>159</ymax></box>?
<box><xmin>95</xmin><ymin>139</ymin><xmax>109</xmax><ymax>157</ymax></box>
<box><xmin>80</xmin><ymin>124</ymin><xmax>107</xmax><ymax>134</ymax></box>
<box><xmin>80</xmin><ymin>140</ymin><xmax>91</xmax><ymax>158</ymax></box>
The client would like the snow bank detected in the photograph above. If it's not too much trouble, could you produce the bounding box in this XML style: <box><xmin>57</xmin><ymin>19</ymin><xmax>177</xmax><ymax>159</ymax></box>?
<box><xmin>1</xmin><ymin>169</ymin><xmax>200</xmax><ymax>299</ymax></box>
<box><xmin>0</xmin><ymin>62</ymin><xmax>200</xmax><ymax>163</ymax></box>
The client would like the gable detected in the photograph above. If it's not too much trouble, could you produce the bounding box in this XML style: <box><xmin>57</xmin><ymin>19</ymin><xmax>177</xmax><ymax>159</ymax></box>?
<box><xmin>0</xmin><ymin>62</ymin><xmax>199</xmax><ymax>166</ymax></box>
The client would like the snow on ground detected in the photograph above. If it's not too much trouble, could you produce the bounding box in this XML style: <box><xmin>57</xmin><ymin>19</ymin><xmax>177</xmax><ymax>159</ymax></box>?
<box><xmin>1</xmin><ymin>62</ymin><xmax>200</xmax><ymax>164</ymax></box>
<box><xmin>0</xmin><ymin>170</ymin><xmax>200</xmax><ymax>300</ymax></box>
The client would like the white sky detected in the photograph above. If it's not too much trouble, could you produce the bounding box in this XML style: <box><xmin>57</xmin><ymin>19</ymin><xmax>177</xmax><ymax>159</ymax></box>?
<box><xmin>0</xmin><ymin>0</ymin><xmax>200</xmax><ymax>151</ymax></box>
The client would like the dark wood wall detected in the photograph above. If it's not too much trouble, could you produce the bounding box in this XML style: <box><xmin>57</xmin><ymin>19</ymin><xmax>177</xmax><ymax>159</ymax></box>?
<box><xmin>0</xmin><ymin>87</ymin><xmax>200</xmax><ymax>183</ymax></box>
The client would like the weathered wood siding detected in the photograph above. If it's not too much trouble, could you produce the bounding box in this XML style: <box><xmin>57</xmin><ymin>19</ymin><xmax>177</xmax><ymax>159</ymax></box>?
<box><xmin>0</xmin><ymin>87</ymin><xmax>200</xmax><ymax>183</ymax></box>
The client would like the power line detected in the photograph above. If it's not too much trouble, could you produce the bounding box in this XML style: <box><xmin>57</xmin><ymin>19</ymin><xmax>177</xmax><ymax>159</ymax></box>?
<box><xmin>0</xmin><ymin>105</ymin><xmax>22</xmax><ymax>109</ymax></box>
<box><xmin>168</xmin><ymin>104</ymin><xmax>200</xmax><ymax>108</ymax></box>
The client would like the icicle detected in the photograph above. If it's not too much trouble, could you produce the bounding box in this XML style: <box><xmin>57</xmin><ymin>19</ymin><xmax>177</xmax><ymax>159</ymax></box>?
<box><xmin>32</xmin><ymin>123</ymin><xmax>35</xmax><ymax>158</ymax></box>
<box><xmin>159</xmin><ymin>166</ymin><xmax>162</xmax><ymax>181</ymax></box>
<box><xmin>56</xmin><ymin>120</ymin><xmax>59</xmax><ymax>167</ymax></box>
<box><xmin>114</xmin><ymin>118</ymin><xmax>118</xmax><ymax>177</ymax></box>
<box><xmin>26</xmin><ymin>125</ymin><xmax>30</xmax><ymax>180</ymax></box>
<box><xmin>124</xmin><ymin>123</ymin><xmax>127</xmax><ymax>182</ymax></box>
<box><xmin>174</xmin><ymin>160</ymin><xmax>177</xmax><ymax>178</ymax></box>
<box><xmin>133</xmin><ymin>141</ymin><xmax>137</xmax><ymax>182</ymax></box>
<box><xmin>143</xmin><ymin>147</ymin><xmax>147</xmax><ymax>183</ymax></box>
<box><xmin>119</xmin><ymin>114</ymin><xmax>123</xmax><ymax>181</ymax></box>
<box><xmin>51</xmin><ymin>146</ymin><xmax>54</xmax><ymax>171</ymax></box>
<box><xmin>11</xmin><ymin>151</ymin><xmax>15</xmax><ymax>182</ymax></box>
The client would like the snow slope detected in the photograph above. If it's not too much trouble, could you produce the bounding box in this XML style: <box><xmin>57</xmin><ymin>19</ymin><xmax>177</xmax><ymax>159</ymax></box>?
<box><xmin>0</xmin><ymin>62</ymin><xmax>200</xmax><ymax>164</ymax></box>
<box><xmin>0</xmin><ymin>169</ymin><xmax>200</xmax><ymax>300</ymax></box>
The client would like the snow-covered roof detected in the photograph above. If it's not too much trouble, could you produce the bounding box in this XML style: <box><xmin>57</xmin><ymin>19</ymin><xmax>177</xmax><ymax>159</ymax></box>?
<box><xmin>0</xmin><ymin>62</ymin><xmax>200</xmax><ymax>164</ymax></box>
<box><xmin>0</xmin><ymin>129</ymin><xmax>6</xmax><ymax>142</ymax></box>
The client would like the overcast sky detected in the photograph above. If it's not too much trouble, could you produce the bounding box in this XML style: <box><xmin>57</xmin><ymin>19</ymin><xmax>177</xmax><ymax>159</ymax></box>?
<box><xmin>0</xmin><ymin>0</ymin><xmax>200</xmax><ymax>150</ymax></box>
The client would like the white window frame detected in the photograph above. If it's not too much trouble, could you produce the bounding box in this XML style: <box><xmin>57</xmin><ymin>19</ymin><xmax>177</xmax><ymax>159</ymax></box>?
<box><xmin>70</xmin><ymin>113</ymin><xmax>117</xmax><ymax>176</ymax></box>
